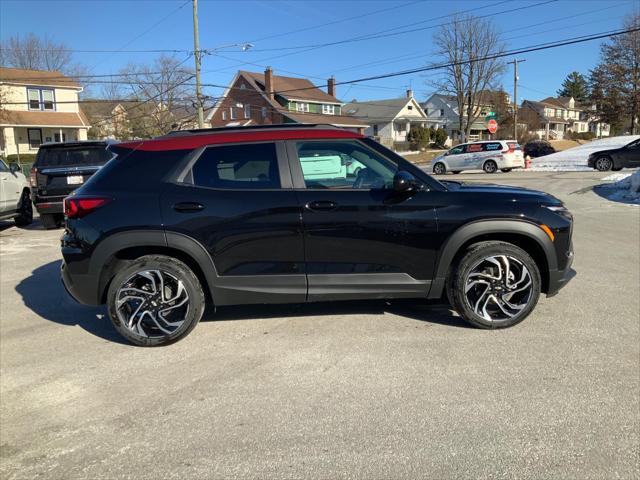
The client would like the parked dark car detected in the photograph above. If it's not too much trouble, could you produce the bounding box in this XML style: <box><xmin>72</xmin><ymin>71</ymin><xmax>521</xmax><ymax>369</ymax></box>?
<box><xmin>588</xmin><ymin>138</ymin><xmax>640</xmax><ymax>171</ymax></box>
<box><xmin>524</xmin><ymin>140</ymin><xmax>556</xmax><ymax>159</ymax></box>
<box><xmin>31</xmin><ymin>141</ymin><xmax>113</xmax><ymax>229</ymax></box>
<box><xmin>61</xmin><ymin>125</ymin><xmax>575</xmax><ymax>346</ymax></box>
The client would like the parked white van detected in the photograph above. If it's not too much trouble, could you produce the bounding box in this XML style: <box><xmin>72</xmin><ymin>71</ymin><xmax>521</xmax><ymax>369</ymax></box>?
<box><xmin>432</xmin><ymin>140</ymin><xmax>525</xmax><ymax>174</ymax></box>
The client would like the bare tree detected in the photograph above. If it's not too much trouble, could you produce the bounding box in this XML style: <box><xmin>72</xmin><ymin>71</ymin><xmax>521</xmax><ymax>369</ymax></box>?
<box><xmin>0</xmin><ymin>33</ymin><xmax>75</xmax><ymax>72</ymax></box>
<box><xmin>118</xmin><ymin>55</ymin><xmax>194</xmax><ymax>137</ymax></box>
<box><xmin>431</xmin><ymin>13</ymin><xmax>506</xmax><ymax>141</ymax></box>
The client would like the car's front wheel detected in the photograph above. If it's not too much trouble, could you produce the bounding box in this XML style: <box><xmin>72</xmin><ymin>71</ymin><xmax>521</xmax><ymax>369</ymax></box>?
<box><xmin>433</xmin><ymin>162</ymin><xmax>446</xmax><ymax>175</ymax></box>
<box><xmin>107</xmin><ymin>255</ymin><xmax>206</xmax><ymax>346</ymax></box>
<box><xmin>447</xmin><ymin>241</ymin><xmax>541</xmax><ymax>329</ymax></box>
<box><xmin>595</xmin><ymin>156</ymin><xmax>613</xmax><ymax>171</ymax></box>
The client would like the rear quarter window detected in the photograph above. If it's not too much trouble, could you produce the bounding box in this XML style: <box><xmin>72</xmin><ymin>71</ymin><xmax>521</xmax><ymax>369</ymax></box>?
<box><xmin>483</xmin><ymin>142</ymin><xmax>503</xmax><ymax>152</ymax></box>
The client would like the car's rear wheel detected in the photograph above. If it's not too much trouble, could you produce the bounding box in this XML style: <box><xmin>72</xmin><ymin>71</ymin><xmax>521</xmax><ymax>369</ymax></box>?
<box><xmin>595</xmin><ymin>156</ymin><xmax>613</xmax><ymax>171</ymax></box>
<box><xmin>40</xmin><ymin>213</ymin><xmax>63</xmax><ymax>229</ymax></box>
<box><xmin>447</xmin><ymin>241</ymin><xmax>541</xmax><ymax>329</ymax></box>
<box><xmin>483</xmin><ymin>160</ymin><xmax>498</xmax><ymax>174</ymax></box>
<box><xmin>500</xmin><ymin>168</ymin><xmax>512</xmax><ymax>173</ymax></box>
<box><xmin>14</xmin><ymin>190</ymin><xmax>33</xmax><ymax>227</ymax></box>
<box><xmin>433</xmin><ymin>162</ymin><xmax>446</xmax><ymax>175</ymax></box>
<box><xmin>107</xmin><ymin>255</ymin><xmax>205</xmax><ymax>346</ymax></box>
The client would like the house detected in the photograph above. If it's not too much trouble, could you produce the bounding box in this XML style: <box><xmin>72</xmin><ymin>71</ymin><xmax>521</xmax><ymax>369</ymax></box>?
<box><xmin>520</xmin><ymin>96</ymin><xmax>610</xmax><ymax>140</ymax></box>
<box><xmin>343</xmin><ymin>90</ymin><xmax>430</xmax><ymax>148</ymax></box>
<box><xmin>206</xmin><ymin>68</ymin><xmax>368</xmax><ymax>132</ymax></box>
<box><xmin>422</xmin><ymin>91</ymin><xmax>509</xmax><ymax>142</ymax></box>
<box><xmin>83</xmin><ymin>100</ymin><xmax>135</xmax><ymax>140</ymax></box>
<box><xmin>0</xmin><ymin>67</ymin><xmax>90</xmax><ymax>158</ymax></box>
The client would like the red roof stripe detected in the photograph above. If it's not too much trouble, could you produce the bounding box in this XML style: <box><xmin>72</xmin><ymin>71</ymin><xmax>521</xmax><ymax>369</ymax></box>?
<box><xmin>117</xmin><ymin>129</ymin><xmax>363</xmax><ymax>151</ymax></box>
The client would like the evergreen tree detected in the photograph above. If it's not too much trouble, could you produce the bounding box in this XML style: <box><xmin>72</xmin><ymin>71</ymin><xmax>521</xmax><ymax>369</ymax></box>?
<box><xmin>556</xmin><ymin>72</ymin><xmax>589</xmax><ymax>102</ymax></box>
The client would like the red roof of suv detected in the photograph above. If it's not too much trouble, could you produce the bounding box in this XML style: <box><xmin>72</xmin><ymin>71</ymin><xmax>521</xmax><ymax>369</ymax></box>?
<box><xmin>116</xmin><ymin>125</ymin><xmax>364</xmax><ymax>152</ymax></box>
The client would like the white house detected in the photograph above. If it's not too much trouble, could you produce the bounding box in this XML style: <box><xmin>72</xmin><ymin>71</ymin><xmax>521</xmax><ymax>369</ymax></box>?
<box><xmin>343</xmin><ymin>90</ymin><xmax>429</xmax><ymax>147</ymax></box>
<box><xmin>0</xmin><ymin>67</ymin><xmax>90</xmax><ymax>158</ymax></box>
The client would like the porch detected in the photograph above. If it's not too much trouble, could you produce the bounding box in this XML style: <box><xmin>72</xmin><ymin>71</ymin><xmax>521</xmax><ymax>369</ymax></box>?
<box><xmin>0</xmin><ymin>126</ymin><xmax>88</xmax><ymax>158</ymax></box>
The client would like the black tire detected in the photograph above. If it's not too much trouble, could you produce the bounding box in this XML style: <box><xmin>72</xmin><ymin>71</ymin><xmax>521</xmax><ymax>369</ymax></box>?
<box><xmin>500</xmin><ymin>168</ymin><xmax>512</xmax><ymax>173</ymax></box>
<box><xmin>594</xmin><ymin>156</ymin><xmax>613</xmax><ymax>172</ymax></box>
<box><xmin>40</xmin><ymin>213</ymin><xmax>59</xmax><ymax>229</ymax></box>
<box><xmin>483</xmin><ymin>160</ymin><xmax>498</xmax><ymax>174</ymax></box>
<box><xmin>433</xmin><ymin>162</ymin><xmax>446</xmax><ymax>175</ymax></box>
<box><xmin>14</xmin><ymin>190</ymin><xmax>33</xmax><ymax>227</ymax></box>
<box><xmin>446</xmin><ymin>241</ymin><xmax>541</xmax><ymax>329</ymax></box>
<box><xmin>107</xmin><ymin>255</ymin><xmax>206</xmax><ymax>346</ymax></box>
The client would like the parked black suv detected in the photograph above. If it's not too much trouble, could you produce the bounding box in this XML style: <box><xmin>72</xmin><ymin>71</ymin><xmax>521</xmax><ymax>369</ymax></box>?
<box><xmin>31</xmin><ymin>141</ymin><xmax>113</xmax><ymax>229</ymax></box>
<box><xmin>61</xmin><ymin>125</ymin><xmax>574</xmax><ymax>346</ymax></box>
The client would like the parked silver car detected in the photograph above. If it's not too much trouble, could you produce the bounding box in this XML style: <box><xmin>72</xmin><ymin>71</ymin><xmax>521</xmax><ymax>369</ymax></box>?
<box><xmin>432</xmin><ymin>140</ymin><xmax>525</xmax><ymax>174</ymax></box>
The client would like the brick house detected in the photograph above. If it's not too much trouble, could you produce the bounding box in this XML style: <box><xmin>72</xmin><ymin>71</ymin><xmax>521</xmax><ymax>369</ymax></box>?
<box><xmin>0</xmin><ymin>67</ymin><xmax>90</xmax><ymax>158</ymax></box>
<box><xmin>206</xmin><ymin>68</ymin><xmax>368</xmax><ymax>132</ymax></box>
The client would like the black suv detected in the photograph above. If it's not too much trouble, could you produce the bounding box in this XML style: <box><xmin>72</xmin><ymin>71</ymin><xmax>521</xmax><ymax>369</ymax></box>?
<box><xmin>61</xmin><ymin>125</ymin><xmax>574</xmax><ymax>346</ymax></box>
<box><xmin>31</xmin><ymin>141</ymin><xmax>113</xmax><ymax>229</ymax></box>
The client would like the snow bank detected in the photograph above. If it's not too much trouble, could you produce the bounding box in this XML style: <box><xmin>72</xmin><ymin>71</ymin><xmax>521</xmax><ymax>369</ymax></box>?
<box><xmin>595</xmin><ymin>170</ymin><xmax>640</xmax><ymax>205</ymax></box>
<box><xmin>528</xmin><ymin>135</ymin><xmax>640</xmax><ymax>171</ymax></box>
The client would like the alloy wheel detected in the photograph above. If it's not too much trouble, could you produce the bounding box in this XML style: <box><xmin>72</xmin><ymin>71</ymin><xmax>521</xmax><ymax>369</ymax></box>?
<box><xmin>464</xmin><ymin>255</ymin><xmax>533</xmax><ymax>322</ymax></box>
<box><xmin>595</xmin><ymin>157</ymin><xmax>612</xmax><ymax>171</ymax></box>
<box><xmin>433</xmin><ymin>163</ymin><xmax>446</xmax><ymax>175</ymax></box>
<box><xmin>115</xmin><ymin>269</ymin><xmax>190</xmax><ymax>338</ymax></box>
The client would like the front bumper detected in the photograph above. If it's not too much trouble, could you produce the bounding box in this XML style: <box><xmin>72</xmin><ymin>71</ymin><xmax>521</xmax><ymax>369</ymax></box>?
<box><xmin>546</xmin><ymin>244</ymin><xmax>575</xmax><ymax>297</ymax></box>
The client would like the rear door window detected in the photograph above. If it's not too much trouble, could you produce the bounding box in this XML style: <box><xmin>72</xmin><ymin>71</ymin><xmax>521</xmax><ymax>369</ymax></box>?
<box><xmin>191</xmin><ymin>142</ymin><xmax>281</xmax><ymax>189</ymax></box>
<box><xmin>466</xmin><ymin>143</ymin><xmax>484</xmax><ymax>153</ymax></box>
<box><xmin>35</xmin><ymin>146</ymin><xmax>112</xmax><ymax>167</ymax></box>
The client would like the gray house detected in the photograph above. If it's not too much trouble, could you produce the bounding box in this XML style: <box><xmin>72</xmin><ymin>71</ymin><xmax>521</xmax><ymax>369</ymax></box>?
<box><xmin>343</xmin><ymin>90</ymin><xmax>429</xmax><ymax>147</ymax></box>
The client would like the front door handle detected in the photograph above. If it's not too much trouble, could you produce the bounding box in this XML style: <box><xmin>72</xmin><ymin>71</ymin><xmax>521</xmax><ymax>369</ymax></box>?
<box><xmin>173</xmin><ymin>202</ymin><xmax>205</xmax><ymax>212</ymax></box>
<box><xmin>305</xmin><ymin>200</ymin><xmax>338</xmax><ymax>212</ymax></box>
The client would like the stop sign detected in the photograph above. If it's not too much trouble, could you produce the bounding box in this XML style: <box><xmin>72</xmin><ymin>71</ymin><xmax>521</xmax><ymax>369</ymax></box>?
<box><xmin>487</xmin><ymin>119</ymin><xmax>498</xmax><ymax>134</ymax></box>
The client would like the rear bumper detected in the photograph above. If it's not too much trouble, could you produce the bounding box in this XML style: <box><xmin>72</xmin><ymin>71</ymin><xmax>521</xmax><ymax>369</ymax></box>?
<box><xmin>33</xmin><ymin>195</ymin><xmax>64</xmax><ymax>214</ymax></box>
<box><xmin>61</xmin><ymin>259</ymin><xmax>101</xmax><ymax>305</ymax></box>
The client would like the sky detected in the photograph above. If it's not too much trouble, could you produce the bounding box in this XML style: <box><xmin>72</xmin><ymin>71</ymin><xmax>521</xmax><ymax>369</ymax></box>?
<box><xmin>1</xmin><ymin>0</ymin><xmax>639</xmax><ymax>104</ymax></box>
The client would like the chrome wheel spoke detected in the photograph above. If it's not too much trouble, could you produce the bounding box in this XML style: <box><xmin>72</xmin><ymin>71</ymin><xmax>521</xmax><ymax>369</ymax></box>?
<box><xmin>115</xmin><ymin>268</ymin><xmax>190</xmax><ymax>339</ymax></box>
<box><xmin>465</xmin><ymin>254</ymin><xmax>533</xmax><ymax>322</ymax></box>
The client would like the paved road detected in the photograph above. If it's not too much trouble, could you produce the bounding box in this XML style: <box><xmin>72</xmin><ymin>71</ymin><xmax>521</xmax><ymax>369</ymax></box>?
<box><xmin>1</xmin><ymin>171</ymin><xmax>638</xmax><ymax>479</ymax></box>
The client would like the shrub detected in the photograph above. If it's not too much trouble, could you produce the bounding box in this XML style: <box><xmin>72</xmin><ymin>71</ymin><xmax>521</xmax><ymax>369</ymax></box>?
<box><xmin>406</xmin><ymin>126</ymin><xmax>430</xmax><ymax>150</ymax></box>
<box><xmin>524</xmin><ymin>140</ymin><xmax>555</xmax><ymax>158</ymax></box>
<box><xmin>6</xmin><ymin>154</ymin><xmax>37</xmax><ymax>164</ymax></box>
<box><xmin>431</xmin><ymin>128</ymin><xmax>448</xmax><ymax>148</ymax></box>
<box><xmin>568</xmin><ymin>131</ymin><xmax>596</xmax><ymax>141</ymax></box>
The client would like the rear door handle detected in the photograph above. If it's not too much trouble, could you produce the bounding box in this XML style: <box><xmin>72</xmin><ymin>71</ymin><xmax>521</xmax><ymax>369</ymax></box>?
<box><xmin>305</xmin><ymin>200</ymin><xmax>338</xmax><ymax>212</ymax></box>
<box><xmin>173</xmin><ymin>202</ymin><xmax>205</xmax><ymax>212</ymax></box>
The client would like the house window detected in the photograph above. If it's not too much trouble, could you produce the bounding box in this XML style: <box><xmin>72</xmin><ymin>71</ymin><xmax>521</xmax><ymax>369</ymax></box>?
<box><xmin>322</xmin><ymin>104</ymin><xmax>335</xmax><ymax>115</ymax></box>
<box><xmin>296</xmin><ymin>102</ymin><xmax>309</xmax><ymax>113</ymax></box>
<box><xmin>54</xmin><ymin>132</ymin><xmax>67</xmax><ymax>143</ymax></box>
<box><xmin>27</xmin><ymin>88</ymin><xmax>55</xmax><ymax>111</ymax></box>
<box><xmin>244</xmin><ymin>104</ymin><xmax>251</xmax><ymax>119</ymax></box>
<box><xmin>373</xmin><ymin>124</ymin><xmax>379</xmax><ymax>136</ymax></box>
<box><xmin>27</xmin><ymin>129</ymin><xmax>42</xmax><ymax>149</ymax></box>
<box><xmin>440</xmin><ymin>109</ymin><xmax>444</xmax><ymax>117</ymax></box>
<box><xmin>230</xmin><ymin>107</ymin><xmax>236</xmax><ymax>119</ymax></box>
<box><xmin>261</xmin><ymin>106</ymin><xmax>267</xmax><ymax>119</ymax></box>
<box><xmin>222</xmin><ymin>111</ymin><xmax>227</xmax><ymax>120</ymax></box>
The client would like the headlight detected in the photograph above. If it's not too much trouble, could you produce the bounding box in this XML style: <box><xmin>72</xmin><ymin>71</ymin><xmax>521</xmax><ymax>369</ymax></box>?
<box><xmin>543</xmin><ymin>205</ymin><xmax>572</xmax><ymax>219</ymax></box>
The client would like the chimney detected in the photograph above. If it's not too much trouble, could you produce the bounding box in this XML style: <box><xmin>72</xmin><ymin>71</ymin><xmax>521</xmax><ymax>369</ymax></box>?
<box><xmin>406</xmin><ymin>89</ymin><xmax>413</xmax><ymax>98</ymax></box>
<box><xmin>327</xmin><ymin>76</ymin><xmax>336</xmax><ymax>97</ymax></box>
<box><xmin>265</xmin><ymin>66</ymin><xmax>274</xmax><ymax>100</ymax></box>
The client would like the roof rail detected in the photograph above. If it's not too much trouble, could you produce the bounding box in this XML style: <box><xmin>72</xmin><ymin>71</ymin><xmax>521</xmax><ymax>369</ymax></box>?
<box><xmin>162</xmin><ymin>123</ymin><xmax>343</xmax><ymax>137</ymax></box>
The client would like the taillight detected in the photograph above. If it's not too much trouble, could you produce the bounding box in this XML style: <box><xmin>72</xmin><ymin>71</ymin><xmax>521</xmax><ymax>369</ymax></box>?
<box><xmin>64</xmin><ymin>196</ymin><xmax>110</xmax><ymax>219</ymax></box>
<box><xmin>30</xmin><ymin>167</ymin><xmax>37</xmax><ymax>187</ymax></box>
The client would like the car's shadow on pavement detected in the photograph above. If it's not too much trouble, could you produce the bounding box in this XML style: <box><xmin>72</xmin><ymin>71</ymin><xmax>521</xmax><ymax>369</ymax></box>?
<box><xmin>17</xmin><ymin>261</ymin><xmax>469</xmax><ymax>345</ymax></box>
<box><xmin>15</xmin><ymin>260</ymin><xmax>129</xmax><ymax>345</ymax></box>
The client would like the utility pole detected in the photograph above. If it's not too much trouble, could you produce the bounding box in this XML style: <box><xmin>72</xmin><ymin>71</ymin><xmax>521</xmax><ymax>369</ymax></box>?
<box><xmin>192</xmin><ymin>0</ymin><xmax>204</xmax><ymax>129</ymax></box>
<box><xmin>508</xmin><ymin>59</ymin><xmax>525</xmax><ymax>141</ymax></box>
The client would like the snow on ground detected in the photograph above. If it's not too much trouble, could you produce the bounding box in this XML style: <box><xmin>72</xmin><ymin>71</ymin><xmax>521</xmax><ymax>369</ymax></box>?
<box><xmin>595</xmin><ymin>170</ymin><xmax>640</xmax><ymax>205</ymax></box>
<box><xmin>528</xmin><ymin>135</ymin><xmax>640</xmax><ymax>171</ymax></box>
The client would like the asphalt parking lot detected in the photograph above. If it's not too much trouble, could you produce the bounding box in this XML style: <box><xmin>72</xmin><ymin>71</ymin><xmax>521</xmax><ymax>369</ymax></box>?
<box><xmin>1</xmin><ymin>171</ymin><xmax>638</xmax><ymax>479</ymax></box>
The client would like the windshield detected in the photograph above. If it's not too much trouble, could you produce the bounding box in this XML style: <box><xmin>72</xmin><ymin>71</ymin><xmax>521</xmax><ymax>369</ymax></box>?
<box><xmin>35</xmin><ymin>146</ymin><xmax>113</xmax><ymax>168</ymax></box>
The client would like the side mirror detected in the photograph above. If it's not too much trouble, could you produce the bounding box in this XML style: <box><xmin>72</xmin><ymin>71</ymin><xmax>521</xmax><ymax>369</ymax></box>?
<box><xmin>9</xmin><ymin>163</ymin><xmax>20</xmax><ymax>174</ymax></box>
<box><xmin>393</xmin><ymin>171</ymin><xmax>419</xmax><ymax>193</ymax></box>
